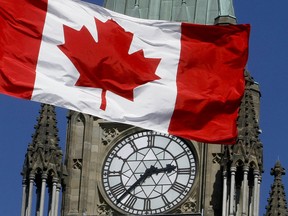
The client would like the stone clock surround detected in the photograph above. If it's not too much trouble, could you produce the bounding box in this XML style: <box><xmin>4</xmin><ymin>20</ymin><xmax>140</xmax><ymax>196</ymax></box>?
<box><xmin>62</xmin><ymin>113</ymin><xmax>213</xmax><ymax>215</ymax></box>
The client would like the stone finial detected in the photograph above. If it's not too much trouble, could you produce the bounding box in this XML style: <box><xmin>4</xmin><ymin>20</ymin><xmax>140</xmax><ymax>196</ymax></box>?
<box><xmin>265</xmin><ymin>161</ymin><xmax>288</xmax><ymax>216</ymax></box>
<box><xmin>271</xmin><ymin>160</ymin><xmax>286</xmax><ymax>179</ymax></box>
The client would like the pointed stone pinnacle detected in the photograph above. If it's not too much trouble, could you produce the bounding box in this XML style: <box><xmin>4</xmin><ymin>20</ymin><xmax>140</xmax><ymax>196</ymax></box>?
<box><xmin>265</xmin><ymin>161</ymin><xmax>288</xmax><ymax>215</ymax></box>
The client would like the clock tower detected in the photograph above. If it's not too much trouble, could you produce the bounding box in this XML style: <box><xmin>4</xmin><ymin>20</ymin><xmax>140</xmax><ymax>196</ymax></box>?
<box><xmin>61</xmin><ymin>0</ymin><xmax>263</xmax><ymax>215</ymax></box>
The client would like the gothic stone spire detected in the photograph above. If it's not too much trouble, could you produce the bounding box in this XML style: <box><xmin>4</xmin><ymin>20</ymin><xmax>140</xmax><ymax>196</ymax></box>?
<box><xmin>265</xmin><ymin>161</ymin><xmax>288</xmax><ymax>215</ymax></box>
<box><xmin>222</xmin><ymin>70</ymin><xmax>263</xmax><ymax>172</ymax></box>
<box><xmin>220</xmin><ymin>70</ymin><xmax>263</xmax><ymax>216</ymax></box>
<box><xmin>21</xmin><ymin>104</ymin><xmax>63</xmax><ymax>216</ymax></box>
<box><xmin>21</xmin><ymin>103</ymin><xmax>63</xmax><ymax>180</ymax></box>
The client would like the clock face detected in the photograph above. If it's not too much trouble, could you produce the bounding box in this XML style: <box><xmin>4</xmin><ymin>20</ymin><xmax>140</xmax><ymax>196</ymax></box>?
<box><xmin>101</xmin><ymin>131</ymin><xmax>197</xmax><ymax>215</ymax></box>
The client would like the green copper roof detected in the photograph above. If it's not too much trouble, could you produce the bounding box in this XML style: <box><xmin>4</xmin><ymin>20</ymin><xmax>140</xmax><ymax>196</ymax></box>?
<box><xmin>103</xmin><ymin>0</ymin><xmax>235</xmax><ymax>24</ymax></box>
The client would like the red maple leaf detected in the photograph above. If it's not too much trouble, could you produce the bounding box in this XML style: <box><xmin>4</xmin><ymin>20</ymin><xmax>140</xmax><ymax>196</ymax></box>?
<box><xmin>58</xmin><ymin>18</ymin><xmax>161</xmax><ymax>110</ymax></box>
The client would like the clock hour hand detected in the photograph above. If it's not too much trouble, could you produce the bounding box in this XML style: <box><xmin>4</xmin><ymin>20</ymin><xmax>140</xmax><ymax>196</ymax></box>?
<box><xmin>117</xmin><ymin>164</ymin><xmax>176</xmax><ymax>203</ymax></box>
<box><xmin>152</xmin><ymin>164</ymin><xmax>176</xmax><ymax>175</ymax></box>
<box><xmin>117</xmin><ymin>165</ymin><xmax>156</xmax><ymax>203</ymax></box>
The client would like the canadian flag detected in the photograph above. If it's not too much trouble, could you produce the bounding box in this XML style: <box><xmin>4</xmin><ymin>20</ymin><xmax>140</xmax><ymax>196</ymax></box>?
<box><xmin>0</xmin><ymin>0</ymin><xmax>249</xmax><ymax>144</ymax></box>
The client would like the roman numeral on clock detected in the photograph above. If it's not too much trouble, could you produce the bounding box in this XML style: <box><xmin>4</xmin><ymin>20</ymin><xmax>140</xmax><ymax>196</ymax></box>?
<box><xmin>143</xmin><ymin>199</ymin><xmax>151</xmax><ymax>211</ymax></box>
<box><xmin>177</xmin><ymin>167</ymin><xmax>191</xmax><ymax>175</ymax></box>
<box><xmin>110</xmin><ymin>183</ymin><xmax>126</xmax><ymax>198</ymax></box>
<box><xmin>161</xmin><ymin>195</ymin><xmax>170</xmax><ymax>205</ymax></box>
<box><xmin>129</xmin><ymin>140</ymin><xmax>138</xmax><ymax>151</ymax></box>
<box><xmin>174</xmin><ymin>151</ymin><xmax>186</xmax><ymax>160</ymax></box>
<box><xmin>106</xmin><ymin>170</ymin><xmax>121</xmax><ymax>177</ymax></box>
<box><xmin>171</xmin><ymin>182</ymin><xmax>186</xmax><ymax>194</ymax></box>
<box><xmin>124</xmin><ymin>195</ymin><xmax>137</xmax><ymax>208</ymax></box>
<box><xmin>147</xmin><ymin>134</ymin><xmax>155</xmax><ymax>147</ymax></box>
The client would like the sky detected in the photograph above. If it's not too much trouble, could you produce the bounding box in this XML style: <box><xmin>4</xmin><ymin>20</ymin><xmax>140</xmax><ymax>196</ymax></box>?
<box><xmin>0</xmin><ymin>0</ymin><xmax>287</xmax><ymax>215</ymax></box>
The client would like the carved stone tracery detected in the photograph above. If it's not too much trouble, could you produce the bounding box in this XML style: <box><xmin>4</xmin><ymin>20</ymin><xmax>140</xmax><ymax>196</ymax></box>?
<box><xmin>174</xmin><ymin>195</ymin><xmax>197</xmax><ymax>214</ymax></box>
<box><xmin>72</xmin><ymin>159</ymin><xmax>83</xmax><ymax>170</ymax></box>
<box><xmin>212</xmin><ymin>153</ymin><xmax>223</xmax><ymax>164</ymax></box>
<box><xmin>99</xmin><ymin>122</ymin><xmax>132</xmax><ymax>145</ymax></box>
<box><xmin>97</xmin><ymin>202</ymin><xmax>114</xmax><ymax>215</ymax></box>
<box><xmin>101</xmin><ymin>128</ymin><xmax>120</xmax><ymax>145</ymax></box>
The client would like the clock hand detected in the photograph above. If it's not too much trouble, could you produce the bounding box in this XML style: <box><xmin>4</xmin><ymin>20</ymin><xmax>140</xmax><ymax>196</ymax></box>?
<box><xmin>117</xmin><ymin>165</ymin><xmax>156</xmax><ymax>203</ymax></box>
<box><xmin>116</xmin><ymin>164</ymin><xmax>176</xmax><ymax>203</ymax></box>
<box><xmin>152</xmin><ymin>164</ymin><xmax>176</xmax><ymax>175</ymax></box>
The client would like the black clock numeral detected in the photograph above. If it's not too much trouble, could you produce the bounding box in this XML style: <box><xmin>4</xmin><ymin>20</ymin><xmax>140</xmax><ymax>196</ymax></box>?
<box><xmin>171</xmin><ymin>182</ymin><xmax>186</xmax><ymax>194</ymax></box>
<box><xmin>124</xmin><ymin>195</ymin><xmax>137</xmax><ymax>208</ymax></box>
<box><xmin>161</xmin><ymin>195</ymin><xmax>170</xmax><ymax>205</ymax></box>
<box><xmin>147</xmin><ymin>134</ymin><xmax>155</xmax><ymax>147</ymax></box>
<box><xmin>110</xmin><ymin>183</ymin><xmax>126</xmax><ymax>198</ymax></box>
<box><xmin>107</xmin><ymin>171</ymin><xmax>121</xmax><ymax>177</ymax></box>
<box><xmin>115</xmin><ymin>154</ymin><xmax>125</xmax><ymax>161</ymax></box>
<box><xmin>174</xmin><ymin>151</ymin><xmax>186</xmax><ymax>160</ymax></box>
<box><xmin>129</xmin><ymin>140</ymin><xmax>138</xmax><ymax>151</ymax></box>
<box><xmin>143</xmin><ymin>199</ymin><xmax>151</xmax><ymax>211</ymax></box>
<box><xmin>177</xmin><ymin>168</ymin><xmax>191</xmax><ymax>175</ymax></box>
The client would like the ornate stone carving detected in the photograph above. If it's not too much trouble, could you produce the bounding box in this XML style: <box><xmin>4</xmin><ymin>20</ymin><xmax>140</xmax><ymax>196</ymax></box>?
<box><xmin>99</xmin><ymin>122</ymin><xmax>132</xmax><ymax>145</ymax></box>
<box><xmin>175</xmin><ymin>197</ymin><xmax>197</xmax><ymax>213</ymax></box>
<box><xmin>72</xmin><ymin>159</ymin><xmax>82</xmax><ymax>170</ymax></box>
<box><xmin>212</xmin><ymin>153</ymin><xmax>222</xmax><ymax>164</ymax></box>
<box><xmin>97</xmin><ymin>202</ymin><xmax>114</xmax><ymax>215</ymax></box>
<box><xmin>101</xmin><ymin>128</ymin><xmax>120</xmax><ymax>145</ymax></box>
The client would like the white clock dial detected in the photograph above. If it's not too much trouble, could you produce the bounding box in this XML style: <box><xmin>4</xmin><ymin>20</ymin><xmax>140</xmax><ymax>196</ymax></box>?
<box><xmin>102</xmin><ymin>131</ymin><xmax>197</xmax><ymax>215</ymax></box>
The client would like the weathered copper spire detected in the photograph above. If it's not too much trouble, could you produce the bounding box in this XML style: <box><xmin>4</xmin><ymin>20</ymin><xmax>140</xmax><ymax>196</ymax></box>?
<box><xmin>104</xmin><ymin>0</ymin><xmax>236</xmax><ymax>24</ymax></box>
<box><xmin>215</xmin><ymin>0</ymin><xmax>236</xmax><ymax>24</ymax></box>
<box><xmin>265</xmin><ymin>161</ymin><xmax>288</xmax><ymax>216</ymax></box>
<box><xmin>175</xmin><ymin>0</ymin><xmax>190</xmax><ymax>22</ymax></box>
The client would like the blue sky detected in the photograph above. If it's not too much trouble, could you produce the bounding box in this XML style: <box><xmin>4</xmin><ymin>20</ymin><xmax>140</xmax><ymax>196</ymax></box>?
<box><xmin>0</xmin><ymin>0</ymin><xmax>287</xmax><ymax>215</ymax></box>
<box><xmin>234</xmin><ymin>1</ymin><xmax>288</xmax><ymax>214</ymax></box>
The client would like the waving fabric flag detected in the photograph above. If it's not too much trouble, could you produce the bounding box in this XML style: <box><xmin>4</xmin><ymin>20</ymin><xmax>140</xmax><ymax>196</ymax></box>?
<box><xmin>0</xmin><ymin>0</ymin><xmax>249</xmax><ymax>144</ymax></box>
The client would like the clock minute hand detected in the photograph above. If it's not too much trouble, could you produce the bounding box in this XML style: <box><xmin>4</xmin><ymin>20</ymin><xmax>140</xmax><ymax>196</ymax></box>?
<box><xmin>116</xmin><ymin>165</ymin><xmax>157</xmax><ymax>203</ymax></box>
<box><xmin>117</xmin><ymin>164</ymin><xmax>176</xmax><ymax>203</ymax></box>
